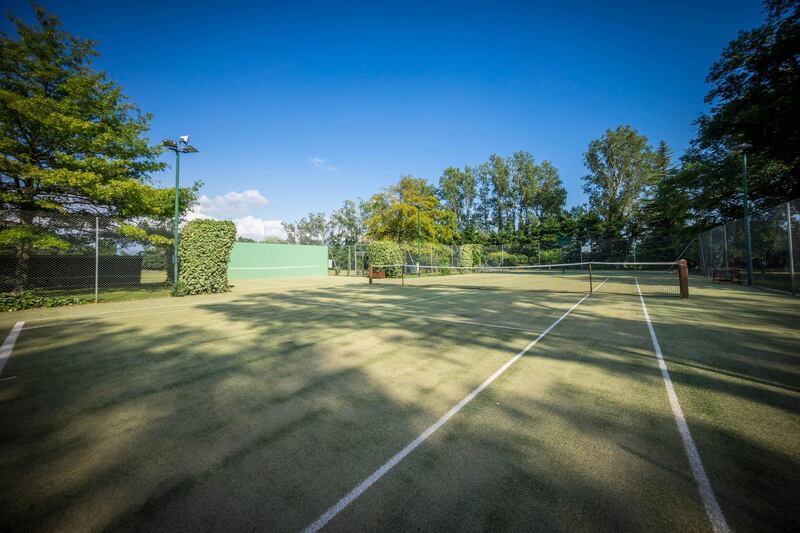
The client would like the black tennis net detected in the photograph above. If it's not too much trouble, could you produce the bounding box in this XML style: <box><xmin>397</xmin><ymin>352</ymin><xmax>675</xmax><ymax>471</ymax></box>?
<box><xmin>369</xmin><ymin>261</ymin><xmax>687</xmax><ymax>297</ymax></box>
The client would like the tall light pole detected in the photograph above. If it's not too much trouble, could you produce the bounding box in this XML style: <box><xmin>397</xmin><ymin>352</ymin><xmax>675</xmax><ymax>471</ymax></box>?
<box><xmin>162</xmin><ymin>136</ymin><xmax>199</xmax><ymax>289</ymax></box>
<box><xmin>734</xmin><ymin>143</ymin><xmax>753</xmax><ymax>286</ymax></box>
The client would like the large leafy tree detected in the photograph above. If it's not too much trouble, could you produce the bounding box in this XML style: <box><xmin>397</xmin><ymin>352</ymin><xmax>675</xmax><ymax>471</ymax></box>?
<box><xmin>699</xmin><ymin>0</ymin><xmax>799</xmax><ymax>180</ymax></box>
<box><xmin>0</xmin><ymin>7</ymin><xmax>196</xmax><ymax>290</ymax></box>
<box><xmin>364</xmin><ymin>175</ymin><xmax>455</xmax><ymax>243</ymax></box>
<box><xmin>282</xmin><ymin>212</ymin><xmax>327</xmax><ymax>245</ymax></box>
<box><xmin>327</xmin><ymin>199</ymin><xmax>364</xmax><ymax>245</ymax></box>
<box><xmin>672</xmin><ymin>0</ymin><xmax>798</xmax><ymax>227</ymax></box>
<box><xmin>582</xmin><ymin>126</ymin><xmax>666</xmax><ymax>237</ymax></box>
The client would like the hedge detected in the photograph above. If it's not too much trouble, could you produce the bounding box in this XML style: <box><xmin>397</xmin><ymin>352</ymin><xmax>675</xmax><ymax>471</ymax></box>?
<box><xmin>458</xmin><ymin>244</ymin><xmax>483</xmax><ymax>268</ymax></box>
<box><xmin>366</xmin><ymin>241</ymin><xmax>403</xmax><ymax>277</ymax></box>
<box><xmin>178</xmin><ymin>220</ymin><xmax>237</xmax><ymax>295</ymax></box>
<box><xmin>486</xmin><ymin>251</ymin><xmax>528</xmax><ymax>266</ymax></box>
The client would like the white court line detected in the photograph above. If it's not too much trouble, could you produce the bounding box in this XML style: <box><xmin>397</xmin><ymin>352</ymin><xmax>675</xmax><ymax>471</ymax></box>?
<box><xmin>301</xmin><ymin>290</ymin><xmax>595</xmax><ymax>533</ymax></box>
<box><xmin>0</xmin><ymin>322</ymin><xmax>25</xmax><ymax>375</ymax></box>
<box><xmin>635</xmin><ymin>280</ymin><xmax>730</xmax><ymax>533</ymax></box>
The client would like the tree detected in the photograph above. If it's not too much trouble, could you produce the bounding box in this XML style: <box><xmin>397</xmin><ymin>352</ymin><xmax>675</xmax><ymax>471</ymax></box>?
<box><xmin>487</xmin><ymin>154</ymin><xmax>511</xmax><ymax>231</ymax></box>
<box><xmin>699</xmin><ymin>0</ymin><xmax>799</xmax><ymax>183</ymax></box>
<box><xmin>0</xmin><ymin>6</ymin><xmax>197</xmax><ymax>292</ymax></box>
<box><xmin>534</xmin><ymin>161</ymin><xmax>567</xmax><ymax>221</ymax></box>
<box><xmin>282</xmin><ymin>212</ymin><xmax>327</xmax><ymax>244</ymax></box>
<box><xmin>582</xmin><ymin>126</ymin><xmax>665</xmax><ymax>237</ymax></box>
<box><xmin>328</xmin><ymin>199</ymin><xmax>364</xmax><ymax>245</ymax></box>
<box><xmin>364</xmin><ymin>175</ymin><xmax>455</xmax><ymax>243</ymax></box>
<box><xmin>437</xmin><ymin>166</ymin><xmax>476</xmax><ymax>233</ymax></box>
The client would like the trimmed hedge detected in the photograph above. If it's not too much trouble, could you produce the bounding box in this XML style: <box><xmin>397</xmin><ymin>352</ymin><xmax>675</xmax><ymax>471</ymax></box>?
<box><xmin>366</xmin><ymin>241</ymin><xmax>403</xmax><ymax>277</ymax></box>
<box><xmin>178</xmin><ymin>219</ymin><xmax>237</xmax><ymax>295</ymax></box>
<box><xmin>486</xmin><ymin>251</ymin><xmax>528</xmax><ymax>266</ymax></box>
<box><xmin>458</xmin><ymin>244</ymin><xmax>483</xmax><ymax>268</ymax></box>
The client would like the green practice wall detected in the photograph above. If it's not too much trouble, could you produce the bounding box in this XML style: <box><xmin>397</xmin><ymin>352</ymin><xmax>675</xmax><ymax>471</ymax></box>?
<box><xmin>227</xmin><ymin>242</ymin><xmax>328</xmax><ymax>280</ymax></box>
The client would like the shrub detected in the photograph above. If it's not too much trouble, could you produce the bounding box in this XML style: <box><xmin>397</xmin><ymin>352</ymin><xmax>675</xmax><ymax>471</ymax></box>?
<box><xmin>366</xmin><ymin>241</ymin><xmax>403</xmax><ymax>277</ymax></box>
<box><xmin>178</xmin><ymin>220</ymin><xmax>237</xmax><ymax>295</ymax></box>
<box><xmin>538</xmin><ymin>249</ymin><xmax>561</xmax><ymax>265</ymax></box>
<box><xmin>458</xmin><ymin>244</ymin><xmax>483</xmax><ymax>268</ymax></box>
<box><xmin>0</xmin><ymin>293</ymin><xmax>91</xmax><ymax>312</ymax></box>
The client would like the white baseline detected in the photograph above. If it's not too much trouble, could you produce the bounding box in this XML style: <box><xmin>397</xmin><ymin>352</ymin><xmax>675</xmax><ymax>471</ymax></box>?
<box><xmin>635</xmin><ymin>280</ymin><xmax>729</xmax><ymax>533</ymax></box>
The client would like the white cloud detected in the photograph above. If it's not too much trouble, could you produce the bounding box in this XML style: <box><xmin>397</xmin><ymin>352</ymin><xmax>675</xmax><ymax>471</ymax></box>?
<box><xmin>186</xmin><ymin>189</ymin><xmax>285</xmax><ymax>240</ymax></box>
<box><xmin>233</xmin><ymin>215</ymin><xmax>287</xmax><ymax>240</ymax></box>
<box><xmin>310</xmin><ymin>157</ymin><xmax>337</xmax><ymax>172</ymax></box>
<box><xmin>189</xmin><ymin>189</ymin><xmax>268</xmax><ymax>220</ymax></box>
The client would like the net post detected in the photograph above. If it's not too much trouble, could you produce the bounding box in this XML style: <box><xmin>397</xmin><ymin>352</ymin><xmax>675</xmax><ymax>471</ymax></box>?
<box><xmin>368</xmin><ymin>264</ymin><xmax>373</xmax><ymax>285</ymax></box>
<box><xmin>679</xmin><ymin>259</ymin><xmax>689</xmax><ymax>299</ymax></box>
<box><xmin>588</xmin><ymin>262</ymin><xmax>593</xmax><ymax>294</ymax></box>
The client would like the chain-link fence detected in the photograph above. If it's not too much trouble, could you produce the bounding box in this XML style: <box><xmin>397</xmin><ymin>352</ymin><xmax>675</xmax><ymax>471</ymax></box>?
<box><xmin>328</xmin><ymin>234</ymin><xmax>693</xmax><ymax>277</ymax></box>
<box><xmin>1</xmin><ymin>210</ymin><xmax>174</xmax><ymax>303</ymax></box>
<box><xmin>698</xmin><ymin>199</ymin><xmax>798</xmax><ymax>294</ymax></box>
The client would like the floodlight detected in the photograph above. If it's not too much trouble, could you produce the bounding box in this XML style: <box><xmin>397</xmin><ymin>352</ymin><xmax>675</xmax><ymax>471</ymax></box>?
<box><xmin>182</xmin><ymin>145</ymin><xmax>199</xmax><ymax>153</ymax></box>
<box><xmin>733</xmin><ymin>143</ymin><xmax>753</xmax><ymax>153</ymax></box>
<box><xmin>162</xmin><ymin>139</ymin><xmax>177</xmax><ymax>148</ymax></box>
<box><xmin>180</xmin><ymin>135</ymin><xmax>189</xmax><ymax>144</ymax></box>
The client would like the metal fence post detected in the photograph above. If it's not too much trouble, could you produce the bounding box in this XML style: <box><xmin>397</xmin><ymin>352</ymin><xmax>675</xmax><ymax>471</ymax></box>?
<box><xmin>787</xmin><ymin>202</ymin><xmax>796</xmax><ymax>295</ymax></box>
<box><xmin>94</xmin><ymin>216</ymin><xmax>99</xmax><ymax>303</ymax></box>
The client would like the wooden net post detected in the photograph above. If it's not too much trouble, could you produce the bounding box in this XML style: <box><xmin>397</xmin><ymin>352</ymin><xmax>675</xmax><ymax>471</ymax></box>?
<box><xmin>679</xmin><ymin>259</ymin><xmax>689</xmax><ymax>299</ymax></box>
<box><xmin>368</xmin><ymin>264</ymin><xmax>373</xmax><ymax>285</ymax></box>
<box><xmin>588</xmin><ymin>262</ymin><xmax>593</xmax><ymax>294</ymax></box>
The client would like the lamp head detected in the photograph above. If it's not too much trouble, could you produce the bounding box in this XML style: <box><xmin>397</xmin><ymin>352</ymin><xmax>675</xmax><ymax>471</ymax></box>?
<box><xmin>733</xmin><ymin>143</ymin><xmax>753</xmax><ymax>153</ymax></box>
<box><xmin>162</xmin><ymin>139</ymin><xmax>177</xmax><ymax>149</ymax></box>
<box><xmin>180</xmin><ymin>135</ymin><xmax>189</xmax><ymax>144</ymax></box>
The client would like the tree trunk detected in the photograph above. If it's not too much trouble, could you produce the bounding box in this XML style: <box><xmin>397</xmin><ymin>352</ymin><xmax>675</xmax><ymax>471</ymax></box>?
<box><xmin>13</xmin><ymin>211</ymin><xmax>34</xmax><ymax>294</ymax></box>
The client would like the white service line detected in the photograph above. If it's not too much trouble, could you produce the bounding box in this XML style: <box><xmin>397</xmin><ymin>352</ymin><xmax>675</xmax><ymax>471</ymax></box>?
<box><xmin>301</xmin><ymin>290</ymin><xmax>594</xmax><ymax>533</ymax></box>
<box><xmin>635</xmin><ymin>280</ymin><xmax>730</xmax><ymax>533</ymax></box>
<box><xmin>0</xmin><ymin>321</ymin><xmax>25</xmax><ymax>375</ymax></box>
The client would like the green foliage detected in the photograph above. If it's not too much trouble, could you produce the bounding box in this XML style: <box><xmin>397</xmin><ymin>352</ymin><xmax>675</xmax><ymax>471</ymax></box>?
<box><xmin>486</xmin><ymin>251</ymin><xmax>528</xmax><ymax>266</ymax></box>
<box><xmin>366</xmin><ymin>241</ymin><xmax>403</xmax><ymax>277</ymax></box>
<box><xmin>0</xmin><ymin>292</ymin><xmax>90</xmax><ymax>312</ymax></box>
<box><xmin>458</xmin><ymin>243</ymin><xmax>482</xmax><ymax>268</ymax></box>
<box><xmin>582</xmin><ymin>126</ymin><xmax>667</xmax><ymax>237</ymax></box>
<box><xmin>0</xmin><ymin>6</ymin><xmax>198</xmax><ymax>291</ymax></box>
<box><xmin>364</xmin><ymin>176</ymin><xmax>456</xmax><ymax>243</ymax></box>
<box><xmin>538</xmin><ymin>249</ymin><xmax>561</xmax><ymax>264</ymax></box>
<box><xmin>178</xmin><ymin>220</ymin><xmax>236</xmax><ymax>295</ymax></box>
<box><xmin>140</xmin><ymin>249</ymin><xmax>167</xmax><ymax>270</ymax></box>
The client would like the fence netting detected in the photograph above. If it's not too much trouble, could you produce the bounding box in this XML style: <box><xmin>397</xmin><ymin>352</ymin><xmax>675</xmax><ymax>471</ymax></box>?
<box><xmin>697</xmin><ymin>199</ymin><xmax>798</xmax><ymax>294</ymax></box>
<box><xmin>1</xmin><ymin>210</ymin><xmax>174</xmax><ymax>303</ymax></box>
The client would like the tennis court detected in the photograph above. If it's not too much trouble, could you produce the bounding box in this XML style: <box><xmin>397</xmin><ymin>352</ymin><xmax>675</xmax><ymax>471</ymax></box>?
<box><xmin>1</xmin><ymin>273</ymin><xmax>798</xmax><ymax>532</ymax></box>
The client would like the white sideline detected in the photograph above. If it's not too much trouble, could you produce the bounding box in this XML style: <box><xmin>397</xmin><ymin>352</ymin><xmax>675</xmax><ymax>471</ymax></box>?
<box><xmin>635</xmin><ymin>280</ymin><xmax>730</xmax><ymax>533</ymax></box>
<box><xmin>301</xmin><ymin>290</ymin><xmax>594</xmax><ymax>533</ymax></box>
<box><xmin>228</xmin><ymin>265</ymin><xmax>320</xmax><ymax>270</ymax></box>
<box><xmin>0</xmin><ymin>321</ymin><xmax>25</xmax><ymax>376</ymax></box>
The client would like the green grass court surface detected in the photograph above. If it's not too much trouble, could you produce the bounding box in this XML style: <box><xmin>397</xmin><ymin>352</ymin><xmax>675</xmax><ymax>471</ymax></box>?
<box><xmin>1</xmin><ymin>275</ymin><xmax>798</xmax><ymax>532</ymax></box>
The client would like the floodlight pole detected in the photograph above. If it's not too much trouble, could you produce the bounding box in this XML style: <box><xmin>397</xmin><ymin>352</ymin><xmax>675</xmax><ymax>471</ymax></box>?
<box><xmin>163</xmin><ymin>138</ymin><xmax>199</xmax><ymax>290</ymax></box>
<box><xmin>738</xmin><ymin>145</ymin><xmax>754</xmax><ymax>286</ymax></box>
<box><xmin>173</xmin><ymin>149</ymin><xmax>181</xmax><ymax>287</ymax></box>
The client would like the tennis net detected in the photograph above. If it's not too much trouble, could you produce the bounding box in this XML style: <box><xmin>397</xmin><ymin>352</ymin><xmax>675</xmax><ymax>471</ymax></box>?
<box><xmin>368</xmin><ymin>261</ymin><xmax>688</xmax><ymax>297</ymax></box>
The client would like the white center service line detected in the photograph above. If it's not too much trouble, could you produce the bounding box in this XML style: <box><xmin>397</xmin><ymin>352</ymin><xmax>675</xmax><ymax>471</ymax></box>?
<box><xmin>301</xmin><ymin>290</ymin><xmax>595</xmax><ymax>533</ymax></box>
<box><xmin>0</xmin><ymin>321</ymin><xmax>25</xmax><ymax>376</ymax></box>
<box><xmin>635</xmin><ymin>280</ymin><xmax>729</xmax><ymax>533</ymax></box>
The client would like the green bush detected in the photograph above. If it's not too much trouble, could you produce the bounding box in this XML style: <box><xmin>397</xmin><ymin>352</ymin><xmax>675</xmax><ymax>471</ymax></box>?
<box><xmin>458</xmin><ymin>244</ymin><xmax>483</xmax><ymax>268</ymax></box>
<box><xmin>178</xmin><ymin>220</ymin><xmax>237</xmax><ymax>295</ymax></box>
<box><xmin>484</xmin><ymin>251</ymin><xmax>530</xmax><ymax>266</ymax></box>
<box><xmin>0</xmin><ymin>293</ymin><xmax>91</xmax><ymax>312</ymax></box>
<box><xmin>538</xmin><ymin>249</ymin><xmax>561</xmax><ymax>265</ymax></box>
<box><xmin>366</xmin><ymin>241</ymin><xmax>403</xmax><ymax>277</ymax></box>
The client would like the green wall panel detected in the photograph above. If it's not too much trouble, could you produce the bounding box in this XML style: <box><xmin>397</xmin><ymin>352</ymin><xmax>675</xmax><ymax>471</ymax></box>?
<box><xmin>228</xmin><ymin>242</ymin><xmax>328</xmax><ymax>279</ymax></box>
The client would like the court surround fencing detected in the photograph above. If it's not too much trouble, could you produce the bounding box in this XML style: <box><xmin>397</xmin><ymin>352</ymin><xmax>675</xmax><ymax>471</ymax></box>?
<box><xmin>1</xmin><ymin>210</ymin><xmax>173</xmax><ymax>303</ymax></box>
<box><xmin>698</xmin><ymin>199</ymin><xmax>798</xmax><ymax>295</ymax></box>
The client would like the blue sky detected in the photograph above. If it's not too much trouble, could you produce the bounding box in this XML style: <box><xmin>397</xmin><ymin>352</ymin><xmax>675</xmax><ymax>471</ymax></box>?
<box><xmin>3</xmin><ymin>1</ymin><xmax>764</xmax><ymax>238</ymax></box>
